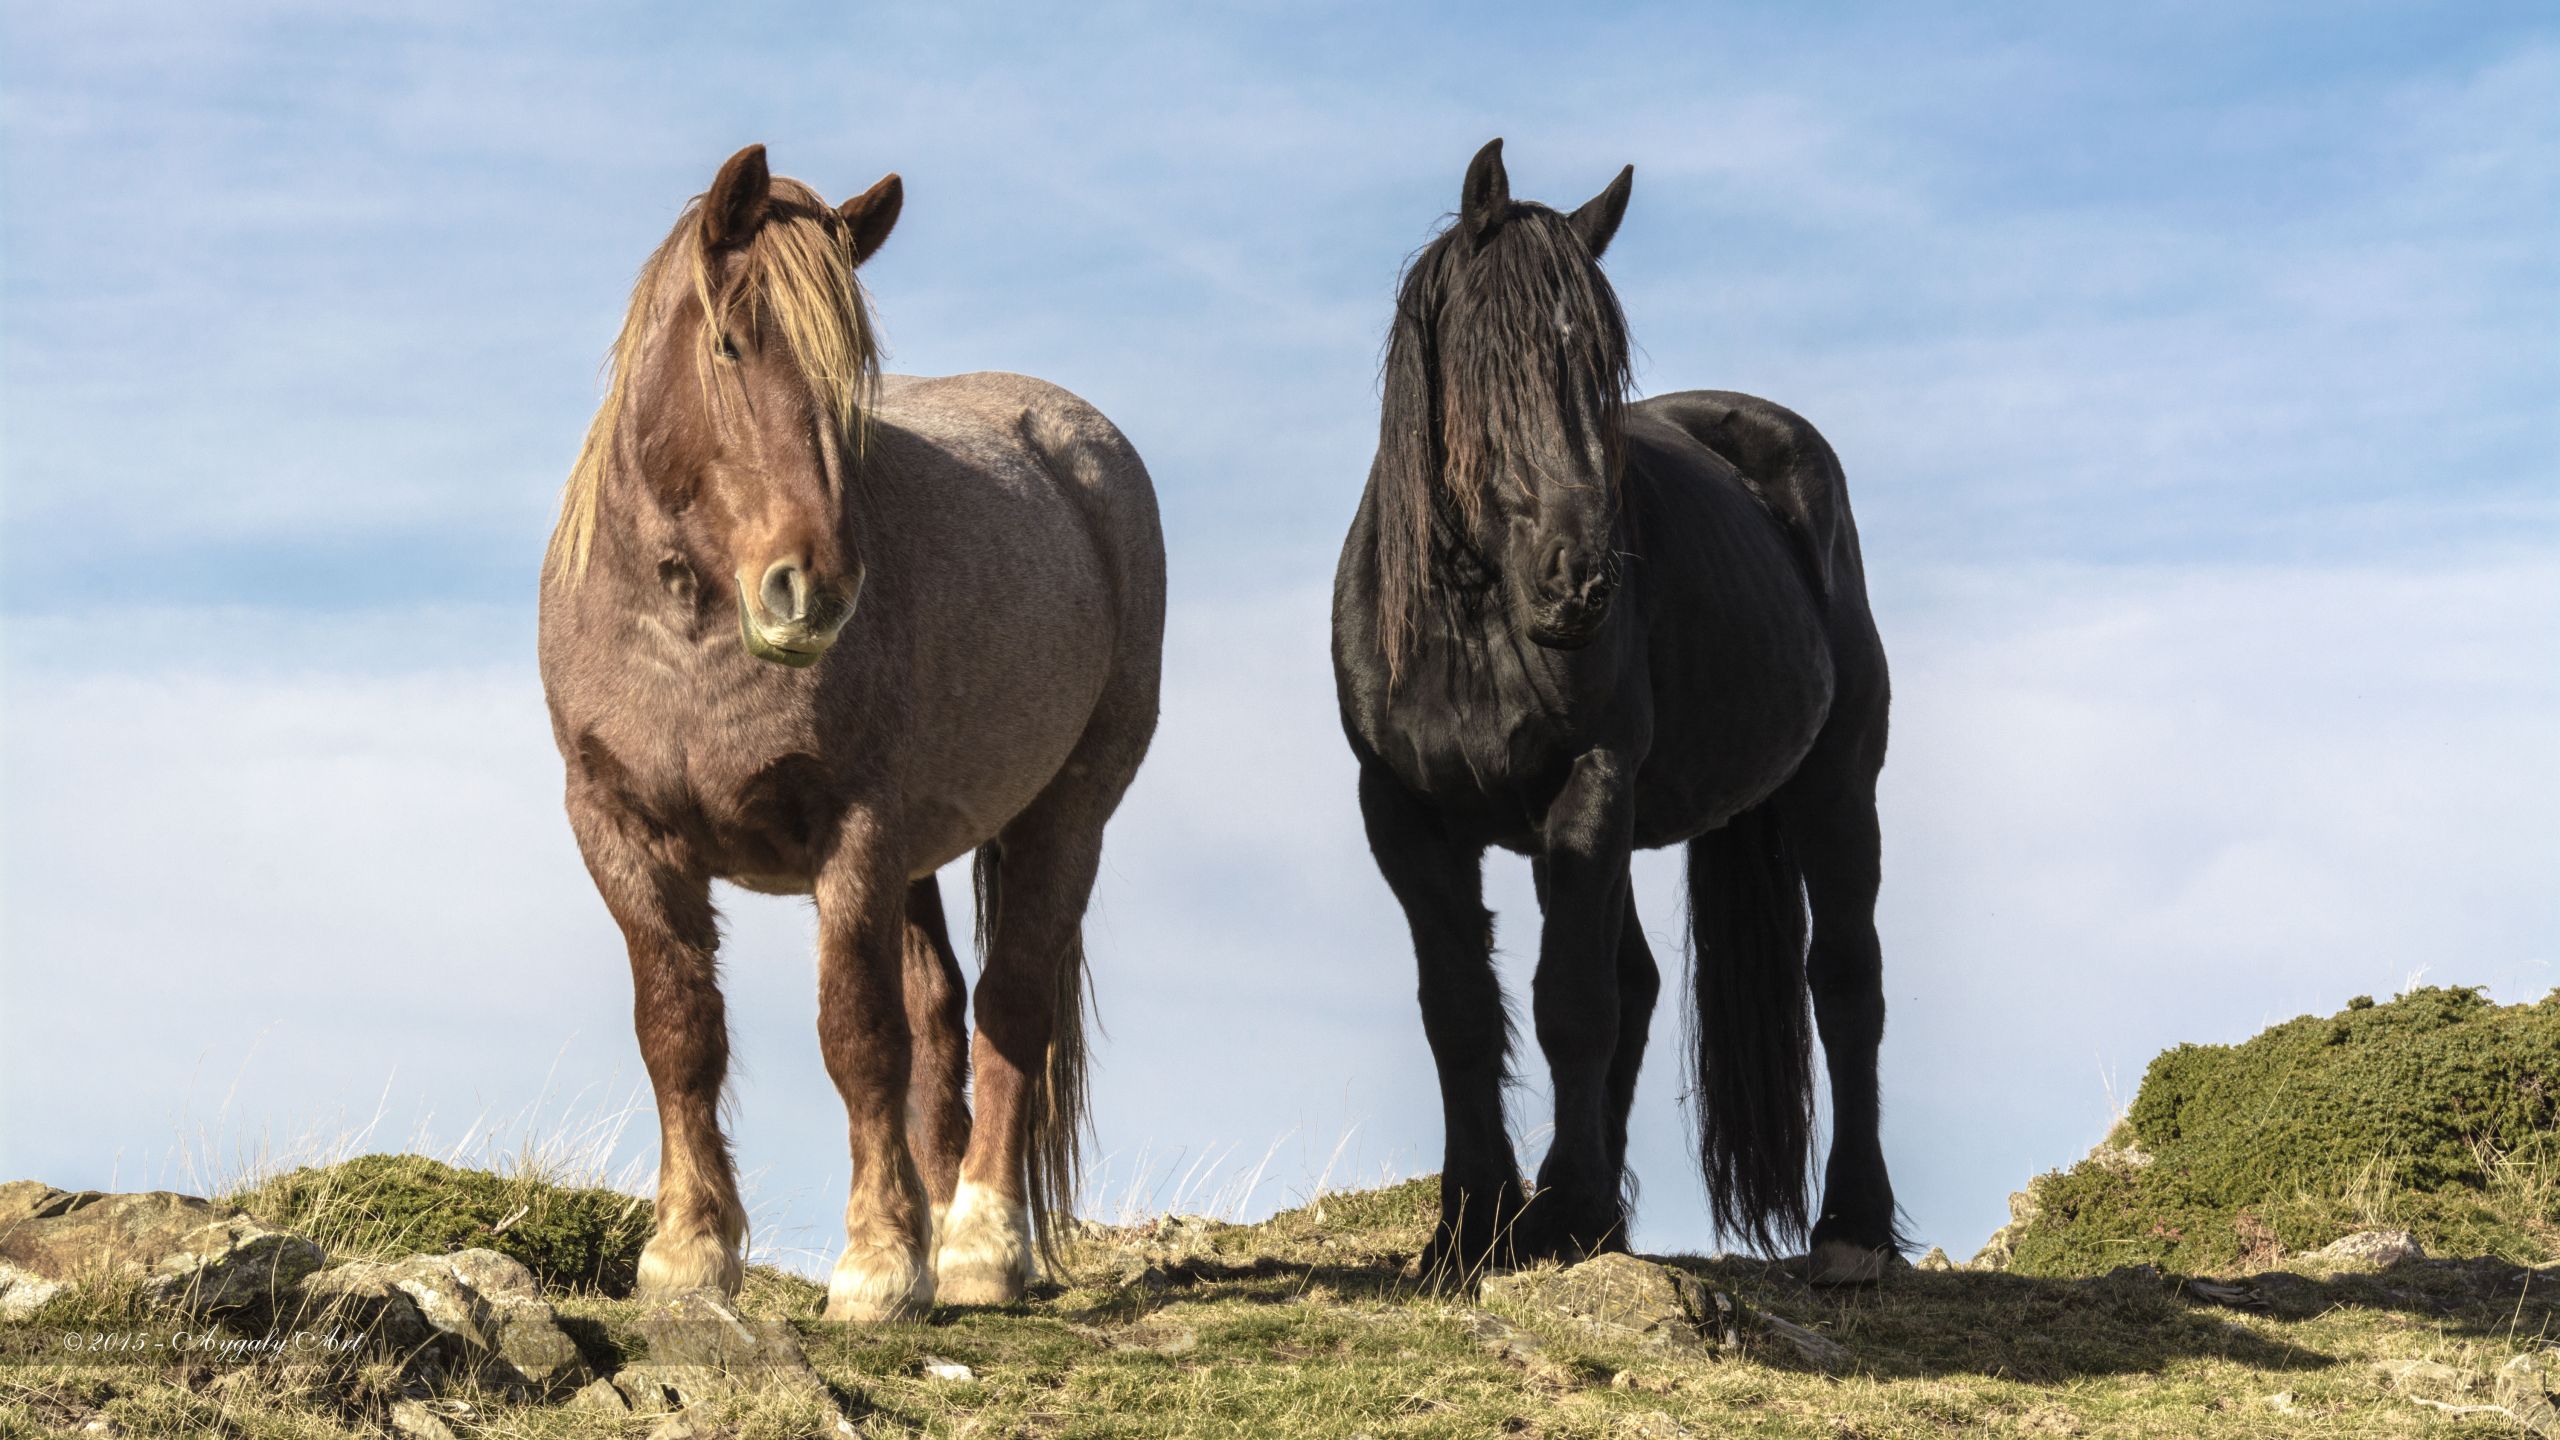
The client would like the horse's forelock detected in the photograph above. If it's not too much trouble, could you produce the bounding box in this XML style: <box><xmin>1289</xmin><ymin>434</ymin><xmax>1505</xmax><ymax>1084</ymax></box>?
<box><xmin>546</xmin><ymin>183</ymin><xmax>883</xmax><ymax>588</ymax></box>
<box><xmin>1370</xmin><ymin>208</ymin><xmax>1632</xmax><ymax>679</ymax></box>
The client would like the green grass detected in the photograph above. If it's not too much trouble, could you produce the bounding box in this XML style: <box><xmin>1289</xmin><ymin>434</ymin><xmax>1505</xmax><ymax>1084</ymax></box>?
<box><xmin>226</xmin><ymin>1153</ymin><xmax>654</xmax><ymax>1294</ymax></box>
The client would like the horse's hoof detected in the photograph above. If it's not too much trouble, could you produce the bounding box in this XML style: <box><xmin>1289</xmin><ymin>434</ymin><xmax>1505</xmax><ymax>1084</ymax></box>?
<box><xmin>933</xmin><ymin>1180</ymin><xmax>1032</xmax><ymax>1306</ymax></box>
<box><xmin>823</xmin><ymin>1237</ymin><xmax>934</xmax><ymax>1322</ymax></box>
<box><xmin>635</xmin><ymin>1230</ymin><xmax>743</xmax><ymax>1298</ymax></box>
<box><xmin>1807</xmin><ymin>1239</ymin><xmax>1890</xmax><ymax>1287</ymax></box>
<box><xmin>1511</xmin><ymin>1185</ymin><xmax>1626</xmax><ymax>1265</ymax></box>
<box><xmin>1410</xmin><ymin>1241</ymin><xmax>1487</xmax><ymax>1294</ymax></box>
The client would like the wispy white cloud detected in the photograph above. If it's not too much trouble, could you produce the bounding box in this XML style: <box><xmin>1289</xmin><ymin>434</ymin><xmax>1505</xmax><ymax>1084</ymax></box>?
<box><xmin>5</xmin><ymin>6</ymin><xmax>2547</xmax><ymax>572</ymax></box>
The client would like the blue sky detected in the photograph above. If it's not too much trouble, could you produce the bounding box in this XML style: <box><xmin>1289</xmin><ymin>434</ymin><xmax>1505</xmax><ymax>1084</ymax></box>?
<box><xmin>4</xmin><ymin>2</ymin><xmax>2554</xmax><ymax>1267</ymax></box>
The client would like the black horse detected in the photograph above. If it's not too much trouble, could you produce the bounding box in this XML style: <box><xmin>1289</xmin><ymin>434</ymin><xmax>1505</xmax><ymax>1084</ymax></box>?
<box><xmin>1332</xmin><ymin>140</ymin><xmax>1899</xmax><ymax>1284</ymax></box>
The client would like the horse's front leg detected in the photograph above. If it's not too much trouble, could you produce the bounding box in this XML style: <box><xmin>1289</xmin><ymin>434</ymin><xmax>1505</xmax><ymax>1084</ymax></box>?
<box><xmin>1523</xmin><ymin>747</ymin><xmax>1635</xmax><ymax>1260</ymax></box>
<box><xmin>567</xmin><ymin>799</ymin><xmax>745</xmax><ymax>1298</ymax></box>
<box><xmin>1357</xmin><ymin>762</ymin><xmax>1525</xmax><ymax>1282</ymax></box>
<box><xmin>814</xmin><ymin>824</ymin><xmax>936</xmax><ymax>1322</ymax></box>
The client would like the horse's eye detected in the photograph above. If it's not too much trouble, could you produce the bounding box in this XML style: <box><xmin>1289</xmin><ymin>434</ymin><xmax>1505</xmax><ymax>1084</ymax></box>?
<box><xmin>715</xmin><ymin>333</ymin><xmax>741</xmax><ymax>362</ymax></box>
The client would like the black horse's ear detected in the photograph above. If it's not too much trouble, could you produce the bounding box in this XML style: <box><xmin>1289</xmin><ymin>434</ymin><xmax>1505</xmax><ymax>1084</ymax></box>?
<box><xmin>701</xmin><ymin>144</ymin><xmax>772</xmax><ymax>252</ymax></box>
<box><xmin>1461</xmin><ymin>138</ymin><xmax>1510</xmax><ymax>240</ymax></box>
<box><xmin>839</xmin><ymin>173</ymin><xmax>903</xmax><ymax>267</ymax></box>
<box><xmin>1570</xmin><ymin>164</ymin><xmax>1634</xmax><ymax>259</ymax></box>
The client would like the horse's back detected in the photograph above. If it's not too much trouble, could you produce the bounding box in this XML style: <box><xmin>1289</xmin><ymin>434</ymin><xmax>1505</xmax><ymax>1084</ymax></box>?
<box><xmin>874</xmin><ymin>372</ymin><xmax>1163</xmax><ymax>598</ymax></box>
<box><xmin>1632</xmin><ymin>390</ymin><xmax>1851</xmax><ymax>603</ymax></box>
<box><xmin>863</xmin><ymin>372</ymin><xmax>1164</xmax><ymax>868</ymax></box>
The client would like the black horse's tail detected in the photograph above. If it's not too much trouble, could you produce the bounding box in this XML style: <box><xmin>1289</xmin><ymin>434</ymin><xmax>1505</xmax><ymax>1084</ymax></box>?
<box><xmin>1685</xmin><ymin>803</ymin><xmax>1816</xmax><ymax>1253</ymax></box>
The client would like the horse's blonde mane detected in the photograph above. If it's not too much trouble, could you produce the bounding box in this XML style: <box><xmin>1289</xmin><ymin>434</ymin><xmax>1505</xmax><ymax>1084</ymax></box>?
<box><xmin>545</xmin><ymin>179</ymin><xmax>881</xmax><ymax>587</ymax></box>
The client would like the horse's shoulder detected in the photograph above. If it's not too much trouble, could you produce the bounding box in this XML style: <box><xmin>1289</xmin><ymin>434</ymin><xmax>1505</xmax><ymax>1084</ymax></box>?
<box><xmin>1629</xmin><ymin>390</ymin><xmax>1846</xmax><ymax>602</ymax></box>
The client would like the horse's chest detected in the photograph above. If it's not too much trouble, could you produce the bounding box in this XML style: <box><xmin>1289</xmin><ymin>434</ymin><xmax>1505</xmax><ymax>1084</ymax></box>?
<box><xmin>1370</xmin><ymin>661</ymin><xmax>1588</xmax><ymax>835</ymax></box>
<box><xmin>569</xmin><ymin>654</ymin><xmax>839</xmax><ymax>889</ymax></box>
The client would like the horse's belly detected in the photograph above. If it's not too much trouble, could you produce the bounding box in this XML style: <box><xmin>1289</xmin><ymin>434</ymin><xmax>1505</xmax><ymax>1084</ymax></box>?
<box><xmin>1630</xmin><ymin>644</ymin><xmax>1834</xmax><ymax>844</ymax></box>
<box><xmin>893</xmin><ymin>579</ymin><xmax>1120</xmax><ymax>876</ymax></box>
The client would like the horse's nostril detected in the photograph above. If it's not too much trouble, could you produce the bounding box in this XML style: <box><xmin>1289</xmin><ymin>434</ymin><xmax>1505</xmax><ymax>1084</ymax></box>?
<box><xmin>759</xmin><ymin>560</ymin><xmax>810</xmax><ymax>623</ymax></box>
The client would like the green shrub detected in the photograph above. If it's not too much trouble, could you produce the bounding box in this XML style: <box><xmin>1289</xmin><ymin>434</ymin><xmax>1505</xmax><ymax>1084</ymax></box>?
<box><xmin>230</xmin><ymin>1154</ymin><xmax>653</xmax><ymax>1295</ymax></box>
<box><xmin>2003</xmin><ymin>986</ymin><xmax>2559</xmax><ymax>1276</ymax></box>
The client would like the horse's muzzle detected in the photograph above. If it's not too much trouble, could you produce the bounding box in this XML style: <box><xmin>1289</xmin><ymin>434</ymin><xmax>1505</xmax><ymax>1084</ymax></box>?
<box><xmin>1526</xmin><ymin>605</ymin><xmax>1609</xmax><ymax>650</ymax></box>
<box><xmin>736</xmin><ymin>569</ymin><xmax>856</xmax><ymax>667</ymax></box>
<box><xmin>1525</xmin><ymin>581</ymin><xmax>1615</xmax><ymax>650</ymax></box>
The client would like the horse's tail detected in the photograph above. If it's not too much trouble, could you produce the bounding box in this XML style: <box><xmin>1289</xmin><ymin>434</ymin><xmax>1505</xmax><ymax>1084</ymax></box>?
<box><xmin>1685</xmin><ymin>802</ymin><xmax>1816</xmax><ymax>1253</ymax></box>
<box><xmin>971</xmin><ymin>841</ymin><xmax>1092</xmax><ymax>1270</ymax></box>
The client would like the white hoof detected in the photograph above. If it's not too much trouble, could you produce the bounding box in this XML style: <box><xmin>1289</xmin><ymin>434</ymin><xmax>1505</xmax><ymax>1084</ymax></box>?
<box><xmin>1807</xmin><ymin>1239</ymin><xmax>1889</xmax><ymax>1287</ymax></box>
<box><xmin>933</xmin><ymin>1180</ymin><xmax>1033</xmax><ymax>1306</ymax></box>
<box><xmin>823</xmin><ymin>1234</ymin><xmax>934</xmax><ymax>1323</ymax></box>
<box><xmin>635</xmin><ymin>1229</ymin><xmax>742</xmax><ymax>1298</ymax></box>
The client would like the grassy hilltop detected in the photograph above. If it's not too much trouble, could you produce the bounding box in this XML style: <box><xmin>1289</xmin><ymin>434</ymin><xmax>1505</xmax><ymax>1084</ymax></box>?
<box><xmin>1984</xmin><ymin>987</ymin><xmax>2558</xmax><ymax>1277</ymax></box>
<box><xmin>2</xmin><ymin>990</ymin><xmax>2554</xmax><ymax>1439</ymax></box>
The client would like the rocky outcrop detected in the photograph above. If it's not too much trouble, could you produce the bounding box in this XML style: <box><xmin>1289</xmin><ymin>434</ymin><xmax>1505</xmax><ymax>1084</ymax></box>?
<box><xmin>1478</xmin><ymin>1252</ymin><xmax>1850</xmax><ymax>1374</ymax></box>
<box><xmin>0</xmin><ymin>1182</ymin><xmax>323</xmax><ymax>1314</ymax></box>
<box><xmin>1969</xmin><ymin>1127</ymin><xmax>2153</xmax><ymax>1272</ymax></box>
<box><xmin>1483</xmin><ymin>1252</ymin><xmax>1723</xmax><ymax>1355</ymax></box>
<box><xmin>299</xmin><ymin>1248</ymin><xmax>591</xmax><ymax>1399</ymax></box>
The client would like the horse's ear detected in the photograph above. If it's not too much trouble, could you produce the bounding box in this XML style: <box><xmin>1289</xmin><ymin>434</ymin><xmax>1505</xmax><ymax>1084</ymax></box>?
<box><xmin>839</xmin><ymin>173</ymin><xmax>903</xmax><ymax>267</ymax></box>
<box><xmin>1570</xmin><ymin>164</ymin><xmax>1634</xmax><ymax>260</ymax></box>
<box><xmin>701</xmin><ymin>144</ymin><xmax>772</xmax><ymax>252</ymax></box>
<box><xmin>1461</xmin><ymin>138</ymin><xmax>1510</xmax><ymax>241</ymax></box>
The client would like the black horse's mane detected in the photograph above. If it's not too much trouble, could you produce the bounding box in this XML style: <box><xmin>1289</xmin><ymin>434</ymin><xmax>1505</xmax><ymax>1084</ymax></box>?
<box><xmin>1371</xmin><ymin>202</ymin><xmax>1634</xmax><ymax>678</ymax></box>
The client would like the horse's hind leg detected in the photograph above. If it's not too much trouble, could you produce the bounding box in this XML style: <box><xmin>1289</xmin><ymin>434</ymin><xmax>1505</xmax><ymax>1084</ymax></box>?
<box><xmin>903</xmin><ymin>877</ymin><xmax>972</xmax><ymax>1216</ymax></box>
<box><xmin>1776</xmin><ymin>756</ymin><xmax>1899</xmax><ymax>1284</ymax></box>
<box><xmin>567</xmin><ymin>803</ymin><xmax>745</xmax><ymax>1298</ymax></box>
<box><xmin>938</xmin><ymin>788</ymin><xmax>1114</xmax><ymax>1306</ymax></box>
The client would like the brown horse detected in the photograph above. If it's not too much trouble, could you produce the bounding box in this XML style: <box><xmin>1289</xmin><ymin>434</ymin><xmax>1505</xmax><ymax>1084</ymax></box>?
<box><xmin>538</xmin><ymin>145</ymin><xmax>1164</xmax><ymax>1321</ymax></box>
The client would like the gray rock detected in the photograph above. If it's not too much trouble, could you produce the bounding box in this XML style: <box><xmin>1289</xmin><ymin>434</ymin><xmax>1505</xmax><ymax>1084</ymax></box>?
<box><xmin>386</xmin><ymin>1400</ymin><xmax>459</xmax><ymax>1440</ymax></box>
<box><xmin>1456</xmin><ymin>1307</ymin><xmax>1576</xmax><ymax>1388</ymax></box>
<box><xmin>1484</xmin><ymin>1252</ymin><xmax>1852</xmax><ymax>1373</ymax></box>
<box><xmin>1969</xmin><ymin>1183</ymin><xmax>2043</xmax><ymax>1271</ymax></box>
<box><xmin>0</xmin><ymin>1184</ymin><xmax>323</xmax><ymax>1315</ymax></box>
<box><xmin>2304</xmin><ymin>1229</ymin><xmax>2425</xmax><ymax>1270</ymax></box>
<box><xmin>569</xmin><ymin>1377</ymin><xmax>634</xmax><ymax>1414</ymax></box>
<box><xmin>920</xmin><ymin>1355</ymin><xmax>974</xmax><ymax>1381</ymax></box>
<box><xmin>0</xmin><ymin>1259</ymin><xmax>68</xmax><ymax>1318</ymax></box>
<box><xmin>1751</xmin><ymin>1309</ymin><xmax>1852</xmax><ymax>1373</ymax></box>
<box><xmin>611</xmin><ymin>1289</ymin><xmax>837</xmax><ymax>1418</ymax></box>
<box><xmin>299</xmin><ymin>1250</ymin><xmax>589</xmax><ymax>1399</ymax></box>
<box><xmin>1481</xmin><ymin>1252</ymin><xmax>1717</xmax><ymax>1354</ymax></box>
<box><xmin>1116</xmin><ymin>1258</ymin><xmax>1172</xmax><ymax>1295</ymax></box>
<box><xmin>1915</xmin><ymin>1247</ymin><xmax>1956</xmax><ymax>1272</ymax></box>
<box><xmin>2496</xmin><ymin>1350</ymin><xmax>2559</xmax><ymax>1439</ymax></box>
